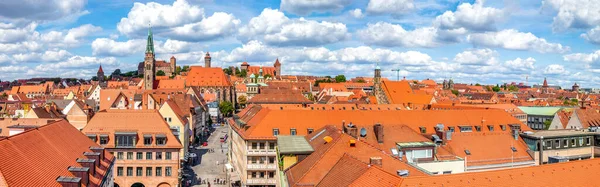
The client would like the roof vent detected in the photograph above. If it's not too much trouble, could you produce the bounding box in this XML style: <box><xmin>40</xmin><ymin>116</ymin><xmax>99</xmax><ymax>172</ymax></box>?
<box><xmin>464</xmin><ymin>149</ymin><xmax>471</xmax><ymax>155</ymax></box>
<box><xmin>397</xmin><ymin>170</ymin><xmax>409</xmax><ymax>177</ymax></box>
<box><xmin>511</xmin><ymin>147</ymin><xmax>517</xmax><ymax>152</ymax></box>
<box><xmin>323</xmin><ymin>136</ymin><xmax>333</xmax><ymax>143</ymax></box>
<box><xmin>349</xmin><ymin>139</ymin><xmax>356</xmax><ymax>147</ymax></box>
<box><xmin>360</xmin><ymin>128</ymin><xmax>367</xmax><ymax>137</ymax></box>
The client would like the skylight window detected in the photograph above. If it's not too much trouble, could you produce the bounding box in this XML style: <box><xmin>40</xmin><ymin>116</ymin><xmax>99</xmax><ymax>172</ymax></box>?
<box><xmin>511</xmin><ymin>147</ymin><xmax>517</xmax><ymax>152</ymax></box>
<box><xmin>464</xmin><ymin>150</ymin><xmax>471</xmax><ymax>155</ymax></box>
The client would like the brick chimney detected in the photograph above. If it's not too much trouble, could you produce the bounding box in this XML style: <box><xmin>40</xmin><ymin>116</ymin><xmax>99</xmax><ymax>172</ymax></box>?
<box><xmin>84</xmin><ymin>152</ymin><xmax>101</xmax><ymax>170</ymax></box>
<box><xmin>370</xmin><ymin>157</ymin><xmax>382</xmax><ymax>167</ymax></box>
<box><xmin>373</xmin><ymin>124</ymin><xmax>384</xmax><ymax>143</ymax></box>
<box><xmin>56</xmin><ymin>176</ymin><xmax>81</xmax><ymax>187</ymax></box>
<box><xmin>76</xmin><ymin>158</ymin><xmax>96</xmax><ymax>176</ymax></box>
<box><xmin>343</xmin><ymin>122</ymin><xmax>358</xmax><ymax>138</ymax></box>
<box><xmin>68</xmin><ymin>166</ymin><xmax>89</xmax><ymax>186</ymax></box>
<box><xmin>90</xmin><ymin>146</ymin><xmax>105</xmax><ymax>162</ymax></box>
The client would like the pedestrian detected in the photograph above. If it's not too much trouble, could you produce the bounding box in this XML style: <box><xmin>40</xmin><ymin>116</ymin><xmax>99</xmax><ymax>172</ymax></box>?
<box><xmin>208</xmin><ymin>181</ymin><xmax>211</xmax><ymax>187</ymax></box>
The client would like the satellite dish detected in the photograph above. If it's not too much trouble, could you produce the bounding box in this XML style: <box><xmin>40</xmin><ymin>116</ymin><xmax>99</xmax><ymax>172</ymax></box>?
<box><xmin>360</xmin><ymin>128</ymin><xmax>367</xmax><ymax>137</ymax></box>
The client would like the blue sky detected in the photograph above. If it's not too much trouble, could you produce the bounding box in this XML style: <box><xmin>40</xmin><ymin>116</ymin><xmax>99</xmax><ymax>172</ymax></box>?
<box><xmin>0</xmin><ymin>0</ymin><xmax>599</xmax><ymax>88</ymax></box>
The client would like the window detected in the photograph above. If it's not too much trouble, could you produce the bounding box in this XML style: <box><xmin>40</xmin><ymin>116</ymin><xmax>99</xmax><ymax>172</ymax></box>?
<box><xmin>563</xmin><ymin>139</ymin><xmax>568</xmax><ymax>147</ymax></box>
<box><xmin>273</xmin><ymin>128</ymin><xmax>279</xmax><ymax>136</ymax></box>
<box><xmin>511</xmin><ymin>147</ymin><xmax>517</xmax><ymax>152</ymax></box>
<box><xmin>166</xmin><ymin>152</ymin><xmax>172</xmax><ymax>160</ymax></box>
<box><xmin>127</xmin><ymin>152</ymin><xmax>133</xmax><ymax>160</ymax></box>
<box><xmin>307</xmin><ymin>128</ymin><xmax>314</xmax><ymax>134</ymax></box>
<box><xmin>579</xmin><ymin>137</ymin><xmax>584</xmax><ymax>146</ymax></box>
<box><xmin>586</xmin><ymin>137</ymin><xmax>592</xmax><ymax>145</ymax></box>
<box><xmin>87</xmin><ymin>135</ymin><xmax>97</xmax><ymax>142</ymax></box>
<box><xmin>156</xmin><ymin>167</ymin><xmax>162</xmax><ymax>176</ymax></box>
<box><xmin>545</xmin><ymin>140</ymin><xmax>552</xmax><ymax>149</ymax></box>
<box><xmin>268</xmin><ymin>171</ymin><xmax>275</xmax><ymax>178</ymax></box>
<box><xmin>126</xmin><ymin>167</ymin><xmax>133</xmax><ymax>176</ymax></box>
<box><xmin>117</xmin><ymin>152</ymin><xmax>123</xmax><ymax>160</ymax></box>
<box><xmin>475</xmin><ymin>126</ymin><xmax>482</xmax><ymax>132</ymax></box>
<box><xmin>100</xmin><ymin>136</ymin><xmax>108</xmax><ymax>145</ymax></box>
<box><xmin>117</xmin><ymin>167</ymin><xmax>123</xmax><ymax>176</ymax></box>
<box><xmin>464</xmin><ymin>150</ymin><xmax>471</xmax><ymax>155</ymax></box>
<box><xmin>146</xmin><ymin>152</ymin><xmax>152</xmax><ymax>160</ymax></box>
<box><xmin>252</xmin><ymin>142</ymin><xmax>257</xmax><ymax>149</ymax></box>
<box><xmin>419</xmin><ymin>127</ymin><xmax>426</xmax><ymax>134</ymax></box>
<box><xmin>554</xmin><ymin>139</ymin><xmax>560</xmax><ymax>148</ymax></box>
<box><xmin>251</xmin><ymin>172</ymin><xmax>257</xmax><ymax>178</ymax></box>
<box><xmin>260</xmin><ymin>171</ymin><xmax>265</xmax><ymax>178</ymax></box>
<box><xmin>500</xmin><ymin>125</ymin><xmax>506</xmax><ymax>131</ymax></box>
<box><xmin>571</xmin><ymin>138</ymin><xmax>576</xmax><ymax>147</ymax></box>
<box><xmin>156</xmin><ymin>152</ymin><xmax>163</xmax><ymax>160</ymax></box>
<box><xmin>144</xmin><ymin>137</ymin><xmax>152</xmax><ymax>145</ymax></box>
<box><xmin>136</xmin><ymin>152</ymin><xmax>143</xmax><ymax>160</ymax></box>
<box><xmin>487</xmin><ymin>125</ymin><xmax>494</xmax><ymax>131</ymax></box>
<box><xmin>459</xmin><ymin>126</ymin><xmax>473</xmax><ymax>132</ymax></box>
<box><xmin>259</xmin><ymin>142</ymin><xmax>265</xmax><ymax>149</ymax></box>
<box><xmin>146</xmin><ymin>167</ymin><xmax>152</xmax><ymax>176</ymax></box>
<box><xmin>115</xmin><ymin>135</ymin><xmax>136</xmax><ymax>147</ymax></box>
<box><xmin>447</xmin><ymin>127</ymin><xmax>455</xmax><ymax>132</ymax></box>
<box><xmin>136</xmin><ymin>167</ymin><xmax>143</xmax><ymax>176</ymax></box>
<box><xmin>290</xmin><ymin>128</ymin><xmax>297</xmax><ymax>135</ymax></box>
<box><xmin>156</xmin><ymin>137</ymin><xmax>166</xmax><ymax>145</ymax></box>
<box><xmin>166</xmin><ymin>167</ymin><xmax>172</xmax><ymax>176</ymax></box>
<box><xmin>269</xmin><ymin>142</ymin><xmax>275</xmax><ymax>149</ymax></box>
<box><xmin>269</xmin><ymin>157</ymin><xmax>275</xmax><ymax>164</ymax></box>
<box><xmin>443</xmin><ymin>171</ymin><xmax>452</xmax><ymax>174</ymax></box>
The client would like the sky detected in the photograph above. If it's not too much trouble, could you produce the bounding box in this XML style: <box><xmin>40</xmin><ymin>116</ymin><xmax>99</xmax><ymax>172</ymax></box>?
<box><xmin>0</xmin><ymin>0</ymin><xmax>599</xmax><ymax>88</ymax></box>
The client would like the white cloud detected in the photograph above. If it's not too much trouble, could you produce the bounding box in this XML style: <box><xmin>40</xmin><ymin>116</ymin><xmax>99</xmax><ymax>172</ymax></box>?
<box><xmin>39</xmin><ymin>24</ymin><xmax>102</xmax><ymax>47</ymax></box>
<box><xmin>467</xmin><ymin>29</ymin><xmax>570</xmax><ymax>53</ymax></box>
<box><xmin>581</xmin><ymin>26</ymin><xmax>600</xmax><ymax>44</ymax></box>
<box><xmin>280</xmin><ymin>0</ymin><xmax>351</xmax><ymax>15</ymax></box>
<box><xmin>366</xmin><ymin>0</ymin><xmax>415</xmax><ymax>16</ymax></box>
<box><xmin>92</xmin><ymin>38</ymin><xmax>146</xmax><ymax>57</ymax></box>
<box><xmin>543</xmin><ymin>64</ymin><xmax>567</xmax><ymax>75</ymax></box>
<box><xmin>504</xmin><ymin>57</ymin><xmax>535</xmax><ymax>72</ymax></box>
<box><xmin>35</xmin><ymin>56</ymin><xmax>118</xmax><ymax>71</ymax></box>
<box><xmin>238</xmin><ymin>8</ymin><xmax>349</xmax><ymax>46</ymax></box>
<box><xmin>0</xmin><ymin>54</ymin><xmax>10</xmax><ymax>64</ymax></box>
<box><xmin>543</xmin><ymin>0</ymin><xmax>600</xmax><ymax>32</ymax></box>
<box><xmin>563</xmin><ymin>50</ymin><xmax>600</xmax><ymax>63</ymax></box>
<box><xmin>0</xmin><ymin>0</ymin><xmax>87</xmax><ymax>22</ymax></box>
<box><xmin>0</xmin><ymin>23</ymin><xmax>37</xmax><ymax>43</ymax></box>
<box><xmin>169</xmin><ymin>12</ymin><xmax>240</xmax><ymax>41</ymax></box>
<box><xmin>357</xmin><ymin>22</ymin><xmax>462</xmax><ymax>48</ymax></box>
<box><xmin>349</xmin><ymin>9</ymin><xmax>364</xmax><ymax>19</ymax></box>
<box><xmin>117</xmin><ymin>0</ymin><xmax>203</xmax><ymax>36</ymax></box>
<box><xmin>0</xmin><ymin>41</ymin><xmax>43</xmax><ymax>54</ymax></box>
<box><xmin>433</xmin><ymin>0</ymin><xmax>505</xmax><ymax>31</ymax></box>
<box><xmin>12</xmin><ymin>50</ymin><xmax>72</xmax><ymax>62</ymax></box>
<box><xmin>453</xmin><ymin>48</ymin><xmax>498</xmax><ymax>66</ymax></box>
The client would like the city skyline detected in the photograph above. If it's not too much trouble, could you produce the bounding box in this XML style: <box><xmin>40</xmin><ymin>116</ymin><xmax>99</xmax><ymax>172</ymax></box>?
<box><xmin>0</xmin><ymin>0</ymin><xmax>598</xmax><ymax>88</ymax></box>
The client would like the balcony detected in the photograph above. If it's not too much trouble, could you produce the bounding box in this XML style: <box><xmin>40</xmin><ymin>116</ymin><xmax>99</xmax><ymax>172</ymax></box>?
<box><xmin>247</xmin><ymin>178</ymin><xmax>276</xmax><ymax>185</ymax></box>
<box><xmin>247</xmin><ymin>149</ymin><xmax>276</xmax><ymax>156</ymax></box>
<box><xmin>247</xmin><ymin>163</ymin><xmax>277</xmax><ymax>170</ymax></box>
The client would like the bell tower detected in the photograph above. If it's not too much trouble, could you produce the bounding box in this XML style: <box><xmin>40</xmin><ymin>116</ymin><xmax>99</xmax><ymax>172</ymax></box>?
<box><xmin>144</xmin><ymin>26</ymin><xmax>155</xmax><ymax>90</ymax></box>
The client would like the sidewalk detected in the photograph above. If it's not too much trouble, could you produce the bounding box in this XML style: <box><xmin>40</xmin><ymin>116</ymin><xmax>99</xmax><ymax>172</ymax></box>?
<box><xmin>187</xmin><ymin>125</ymin><xmax>229</xmax><ymax>187</ymax></box>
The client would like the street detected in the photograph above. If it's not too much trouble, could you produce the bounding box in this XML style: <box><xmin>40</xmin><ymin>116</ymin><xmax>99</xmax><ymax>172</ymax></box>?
<box><xmin>183</xmin><ymin>125</ymin><xmax>230</xmax><ymax>187</ymax></box>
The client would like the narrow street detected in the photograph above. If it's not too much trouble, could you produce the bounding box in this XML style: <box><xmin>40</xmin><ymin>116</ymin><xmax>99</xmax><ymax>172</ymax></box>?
<box><xmin>183</xmin><ymin>125</ymin><xmax>230</xmax><ymax>187</ymax></box>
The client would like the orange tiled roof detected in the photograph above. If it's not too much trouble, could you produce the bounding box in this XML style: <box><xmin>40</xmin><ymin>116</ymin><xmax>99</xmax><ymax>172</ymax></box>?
<box><xmin>0</xmin><ymin>120</ymin><xmax>114</xmax><ymax>187</ymax></box>
<box><xmin>382</xmin><ymin>80</ymin><xmax>434</xmax><ymax>105</ymax></box>
<box><xmin>82</xmin><ymin>110</ymin><xmax>182</xmax><ymax>149</ymax></box>
<box><xmin>184</xmin><ymin>66</ymin><xmax>232</xmax><ymax>87</ymax></box>
<box><xmin>247</xmin><ymin>66</ymin><xmax>276</xmax><ymax>77</ymax></box>
<box><xmin>247</xmin><ymin>92</ymin><xmax>312</xmax><ymax>104</ymax></box>
<box><xmin>156</xmin><ymin>79</ymin><xmax>185</xmax><ymax>89</ymax></box>
<box><xmin>106</xmin><ymin>81</ymin><xmax>129</xmax><ymax>89</ymax></box>
<box><xmin>442</xmin><ymin>131</ymin><xmax>533</xmax><ymax>167</ymax></box>
<box><xmin>0</xmin><ymin>118</ymin><xmax>58</xmax><ymax>137</ymax></box>
<box><xmin>400</xmin><ymin>158</ymin><xmax>600</xmax><ymax>187</ymax></box>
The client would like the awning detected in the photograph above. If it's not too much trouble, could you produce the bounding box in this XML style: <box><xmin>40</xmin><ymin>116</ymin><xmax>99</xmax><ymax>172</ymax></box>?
<box><xmin>115</xmin><ymin>131</ymin><xmax>137</xmax><ymax>135</ymax></box>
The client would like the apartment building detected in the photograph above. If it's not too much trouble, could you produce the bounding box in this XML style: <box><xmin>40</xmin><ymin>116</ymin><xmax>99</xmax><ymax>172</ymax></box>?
<box><xmin>83</xmin><ymin>110</ymin><xmax>182</xmax><ymax>187</ymax></box>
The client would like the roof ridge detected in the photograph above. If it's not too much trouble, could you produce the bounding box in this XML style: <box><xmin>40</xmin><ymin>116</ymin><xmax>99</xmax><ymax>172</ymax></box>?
<box><xmin>0</xmin><ymin>119</ymin><xmax>64</xmax><ymax>141</ymax></box>
<box><xmin>295</xmin><ymin>130</ymin><xmax>346</xmax><ymax>184</ymax></box>
<box><xmin>315</xmin><ymin>153</ymin><xmax>369</xmax><ymax>187</ymax></box>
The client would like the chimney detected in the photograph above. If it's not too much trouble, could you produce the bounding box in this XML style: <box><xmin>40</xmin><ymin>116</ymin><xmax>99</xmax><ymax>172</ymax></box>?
<box><xmin>512</xmin><ymin>129</ymin><xmax>519</xmax><ymax>140</ymax></box>
<box><xmin>68</xmin><ymin>166</ymin><xmax>89</xmax><ymax>186</ymax></box>
<box><xmin>56</xmin><ymin>176</ymin><xmax>81</xmax><ymax>187</ymax></box>
<box><xmin>84</xmin><ymin>152</ymin><xmax>101</xmax><ymax>169</ymax></box>
<box><xmin>370</xmin><ymin>157</ymin><xmax>382</xmax><ymax>167</ymax></box>
<box><xmin>90</xmin><ymin>147</ymin><xmax>105</xmax><ymax>162</ymax></box>
<box><xmin>373</xmin><ymin>124</ymin><xmax>384</xmax><ymax>143</ymax></box>
<box><xmin>343</xmin><ymin>122</ymin><xmax>358</xmax><ymax>138</ymax></box>
<box><xmin>76</xmin><ymin>158</ymin><xmax>96</xmax><ymax>176</ymax></box>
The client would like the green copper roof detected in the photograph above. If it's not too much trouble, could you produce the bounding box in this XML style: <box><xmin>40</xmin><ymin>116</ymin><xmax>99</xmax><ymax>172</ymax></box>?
<box><xmin>277</xmin><ymin>136</ymin><xmax>314</xmax><ymax>155</ymax></box>
<box><xmin>518</xmin><ymin>106</ymin><xmax>564</xmax><ymax>116</ymax></box>
<box><xmin>146</xmin><ymin>26</ymin><xmax>154</xmax><ymax>54</ymax></box>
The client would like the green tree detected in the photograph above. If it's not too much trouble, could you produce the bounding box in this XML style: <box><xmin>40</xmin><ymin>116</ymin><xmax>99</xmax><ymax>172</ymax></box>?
<box><xmin>219</xmin><ymin>101</ymin><xmax>234</xmax><ymax>117</ymax></box>
<box><xmin>175</xmin><ymin>66</ymin><xmax>182</xmax><ymax>75</ymax></box>
<box><xmin>182</xmin><ymin>65</ymin><xmax>190</xmax><ymax>72</ymax></box>
<box><xmin>451</xmin><ymin>90</ymin><xmax>459</xmax><ymax>96</ymax></box>
<box><xmin>0</xmin><ymin>93</ymin><xmax>8</xmax><ymax>100</ymax></box>
<box><xmin>307</xmin><ymin>92</ymin><xmax>315</xmax><ymax>101</ymax></box>
<box><xmin>235</xmin><ymin>67</ymin><xmax>241</xmax><ymax>75</ymax></box>
<box><xmin>264</xmin><ymin>74</ymin><xmax>272</xmax><ymax>79</ymax></box>
<box><xmin>357</xmin><ymin>79</ymin><xmax>366</xmax><ymax>83</ymax></box>
<box><xmin>238</xmin><ymin>69</ymin><xmax>247</xmax><ymax>77</ymax></box>
<box><xmin>112</xmin><ymin>69</ymin><xmax>122</xmax><ymax>76</ymax></box>
<box><xmin>223</xmin><ymin>68</ymin><xmax>232</xmax><ymax>75</ymax></box>
<box><xmin>238</xmin><ymin>95</ymin><xmax>247</xmax><ymax>107</ymax></box>
<box><xmin>156</xmin><ymin>70</ymin><xmax>166</xmax><ymax>76</ymax></box>
<box><xmin>475</xmin><ymin>83</ymin><xmax>481</xmax><ymax>86</ymax></box>
<box><xmin>91</xmin><ymin>76</ymin><xmax>98</xmax><ymax>81</ymax></box>
<box><xmin>507</xmin><ymin>85</ymin><xmax>519</xmax><ymax>92</ymax></box>
<box><xmin>335</xmin><ymin>75</ymin><xmax>346</xmax><ymax>82</ymax></box>
<box><xmin>544</xmin><ymin>120</ymin><xmax>552</xmax><ymax>129</ymax></box>
<box><xmin>492</xmin><ymin>86</ymin><xmax>501</xmax><ymax>92</ymax></box>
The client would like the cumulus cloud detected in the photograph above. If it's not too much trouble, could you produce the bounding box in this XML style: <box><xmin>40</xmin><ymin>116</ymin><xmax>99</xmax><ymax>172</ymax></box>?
<box><xmin>36</xmin><ymin>56</ymin><xmax>118</xmax><ymax>70</ymax></box>
<box><xmin>92</xmin><ymin>38</ymin><xmax>198</xmax><ymax>57</ymax></box>
<box><xmin>40</xmin><ymin>24</ymin><xmax>102</xmax><ymax>47</ymax></box>
<box><xmin>357</xmin><ymin>22</ymin><xmax>465</xmax><ymax>48</ymax></box>
<box><xmin>349</xmin><ymin>9</ymin><xmax>364</xmax><ymax>18</ymax></box>
<box><xmin>0</xmin><ymin>0</ymin><xmax>87</xmax><ymax>22</ymax></box>
<box><xmin>0</xmin><ymin>23</ymin><xmax>38</xmax><ymax>43</ymax></box>
<box><xmin>581</xmin><ymin>26</ymin><xmax>600</xmax><ymax>44</ymax></box>
<box><xmin>543</xmin><ymin>64</ymin><xmax>567</xmax><ymax>75</ymax></box>
<box><xmin>433</xmin><ymin>0</ymin><xmax>505</xmax><ymax>31</ymax></box>
<box><xmin>238</xmin><ymin>8</ymin><xmax>349</xmax><ymax>46</ymax></box>
<box><xmin>467</xmin><ymin>29</ymin><xmax>570</xmax><ymax>53</ymax></box>
<box><xmin>454</xmin><ymin>48</ymin><xmax>498</xmax><ymax>66</ymax></box>
<box><xmin>563</xmin><ymin>50</ymin><xmax>600</xmax><ymax>63</ymax></box>
<box><xmin>117</xmin><ymin>0</ymin><xmax>238</xmax><ymax>41</ymax></box>
<box><xmin>542</xmin><ymin>0</ymin><xmax>600</xmax><ymax>32</ymax></box>
<box><xmin>12</xmin><ymin>50</ymin><xmax>72</xmax><ymax>62</ymax></box>
<box><xmin>366</xmin><ymin>0</ymin><xmax>415</xmax><ymax>16</ymax></box>
<box><xmin>504</xmin><ymin>57</ymin><xmax>535</xmax><ymax>72</ymax></box>
<box><xmin>280</xmin><ymin>0</ymin><xmax>351</xmax><ymax>15</ymax></box>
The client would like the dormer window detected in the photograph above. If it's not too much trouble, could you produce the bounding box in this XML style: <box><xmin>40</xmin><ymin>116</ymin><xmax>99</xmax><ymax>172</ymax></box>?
<box><xmin>500</xmin><ymin>125</ymin><xmax>506</xmax><ymax>131</ymax></box>
<box><xmin>99</xmin><ymin>135</ymin><xmax>109</xmax><ymax>145</ymax></box>
<box><xmin>156</xmin><ymin>134</ymin><xmax>166</xmax><ymax>145</ymax></box>
<box><xmin>459</xmin><ymin>126</ymin><xmax>472</xmax><ymax>132</ymax></box>
<box><xmin>475</xmin><ymin>126</ymin><xmax>482</xmax><ymax>132</ymax></box>
<box><xmin>488</xmin><ymin>125</ymin><xmax>494</xmax><ymax>131</ymax></box>
<box><xmin>419</xmin><ymin>127</ymin><xmax>426</xmax><ymax>134</ymax></box>
<box><xmin>290</xmin><ymin>128</ymin><xmax>297</xmax><ymax>136</ymax></box>
<box><xmin>87</xmin><ymin>134</ymin><xmax>97</xmax><ymax>142</ymax></box>
<box><xmin>307</xmin><ymin>128</ymin><xmax>314</xmax><ymax>134</ymax></box>
<box><xmin>144</xmin><ymin>135</ymin><xmax>152</xmax><ymax>146</ymax></box>
<box><xmin>273</xmin><ymin>128</ymin><xmax>279</xmax><ymax>136</ymax></box>
<box><xmin>447</xmin><ymin>126</ymin><xmax>455</xmax><ymax>132</ymax></box>
<box><xmin>115</xmin><ymin>132</ymin><xmax>137</xmax><ymax>147</ymax></box>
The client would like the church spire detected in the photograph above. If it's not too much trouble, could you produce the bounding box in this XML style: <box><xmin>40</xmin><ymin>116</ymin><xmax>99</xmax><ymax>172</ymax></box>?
<box><xmin>146</xmin><ymin>25</ymin><xmax>154</xmax><ymax>54</ymax></box>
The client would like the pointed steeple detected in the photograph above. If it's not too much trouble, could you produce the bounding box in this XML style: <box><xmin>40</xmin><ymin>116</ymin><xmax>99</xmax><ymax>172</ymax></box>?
<box><xmin>543</xmin><ymin>77</ymin><xmax>548</xmax><ymax>87</ymax></box>
<box><xmin>146</xmin><ymin>25</ymin><xmax>154</xmax><ymax>54</ymax></box>
<box><xmin>97</xmin><ymin>65</ymin><xmax>104</xmax><ymax>73</ymax></box>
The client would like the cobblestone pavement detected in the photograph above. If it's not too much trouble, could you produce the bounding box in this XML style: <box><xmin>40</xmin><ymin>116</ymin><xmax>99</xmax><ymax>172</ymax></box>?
<box><xmin>182</xmin><ymin>125</ymin><xmax>229</xmax><ymax>187</ymax></box>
